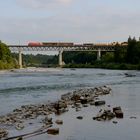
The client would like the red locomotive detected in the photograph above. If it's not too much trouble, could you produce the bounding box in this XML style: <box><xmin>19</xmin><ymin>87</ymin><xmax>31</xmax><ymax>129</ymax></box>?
<box><xmin>28</xmin><ymin>42</ymin><xmax>43</xmax><ymax>46</ymax></box>
<box><xmin>28</xmin><ymin>42</ymin><xmax>74</xmax><ymax>47</ymax></box>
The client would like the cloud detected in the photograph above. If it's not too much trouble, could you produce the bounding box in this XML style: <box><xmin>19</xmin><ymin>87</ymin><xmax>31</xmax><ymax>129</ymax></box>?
<box><xmin>17</xmin><ymin>0</ymin><xmax>73</xmax><ymax>9</ymax></box>
<box><xmin>1</xmin><ymin>11</ymin><xmax>140</xmax><ymax>45</ymax></box>
<box><xmin>1</xmin><ymin>0</ymin><xmax>140</xmax><ymax>44</ymax></box>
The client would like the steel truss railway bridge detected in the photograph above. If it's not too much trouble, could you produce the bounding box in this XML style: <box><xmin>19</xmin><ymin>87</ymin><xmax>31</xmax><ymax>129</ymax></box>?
<box><xmin>8</xmin><ymin>43</ymin><xmax>127</xmax><ymax>68</ymax></box>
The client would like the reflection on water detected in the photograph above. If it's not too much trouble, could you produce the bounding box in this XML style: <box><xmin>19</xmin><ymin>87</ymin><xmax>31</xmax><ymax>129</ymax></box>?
<box><xmin>0</xmin><ymin>68</ymin><xmax>140</xmax><ymax>140</ymax></box>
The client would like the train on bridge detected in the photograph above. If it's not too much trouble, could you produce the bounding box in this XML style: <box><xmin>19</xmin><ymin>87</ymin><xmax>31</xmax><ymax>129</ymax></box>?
<box><xmin>28</xmin><ymin>42</ymin><xmax>74</xmax><ymax>47</ymax></box>
<box><xmin>28</xmin><ymin>42</ymin><xmax>128</xmax><ymax>47</ymax></box>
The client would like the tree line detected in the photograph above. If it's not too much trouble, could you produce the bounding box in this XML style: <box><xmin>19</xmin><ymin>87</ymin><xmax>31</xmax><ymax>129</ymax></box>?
<box><xmin>63</xmin><ymin>37</ymin><xmax>140</xmax><ymax>69</ymax></box>
<box><xmin>0</xmin><ymin>37</ymin><xmax>140</xmax><ymax>70</ymax></box>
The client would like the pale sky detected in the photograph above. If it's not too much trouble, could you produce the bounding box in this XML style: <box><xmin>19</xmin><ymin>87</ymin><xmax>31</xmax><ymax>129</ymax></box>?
<box><xmin>0</xmin><ymin>0</ymin><xmax>140</xmax><ymax>45</ymax></box>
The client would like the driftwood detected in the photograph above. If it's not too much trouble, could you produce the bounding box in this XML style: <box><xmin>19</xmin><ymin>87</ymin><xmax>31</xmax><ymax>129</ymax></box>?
<box><xmin>3</xmin><ymin>124</ymin><xmax>52</xmax><ymax>140</ymax></box>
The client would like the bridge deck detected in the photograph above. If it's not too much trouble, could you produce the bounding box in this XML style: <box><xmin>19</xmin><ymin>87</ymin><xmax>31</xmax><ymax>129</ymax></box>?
<box><xmin>8</xmin><ymin>44</ymin><xmax>127</xmax><ymax>52</ymax></box>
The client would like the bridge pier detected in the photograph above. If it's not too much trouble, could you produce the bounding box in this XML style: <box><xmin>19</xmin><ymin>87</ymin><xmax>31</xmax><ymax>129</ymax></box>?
<box><xmin>97</xmin><ymin>49</ymin><xmax>101</xmax><ymax>61</ymax></box>
<box><xmin>18</xmin><ymin>48</ymin><xmax>23</xmax><ymax>69</ymax></box>
<box><xmin>59</xmin><ymin>50</ymin><xmax>63</xmax><ymax>67</ymax></box>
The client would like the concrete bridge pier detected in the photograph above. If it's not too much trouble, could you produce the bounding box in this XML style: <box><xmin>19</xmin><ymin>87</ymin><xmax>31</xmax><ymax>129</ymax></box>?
<box><xmin>59</xmin><ymin>50</ymin><xmax>63</xmax><ymax>67</ymax></box>
<box><xmin>18</xmin><ymin>48</ymin><xmax>23</xmax><ymax>69</ymax></box>
<box><xmin>97</xmin><ymin>49</ymin><xmax>101</xmax><ymax>61</ymax></box>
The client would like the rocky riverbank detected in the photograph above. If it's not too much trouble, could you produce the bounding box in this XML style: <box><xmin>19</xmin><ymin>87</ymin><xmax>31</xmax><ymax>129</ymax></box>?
<box><xmin>0</xmin><ymin>85</ymin><xmax>124</xmax><ymax>139</ymax></box>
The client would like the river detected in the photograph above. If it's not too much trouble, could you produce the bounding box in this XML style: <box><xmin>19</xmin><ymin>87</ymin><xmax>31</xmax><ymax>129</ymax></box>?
<box><xmin>0</xmin><ymin>68</ymin><xmax>140</xmax><ymax>140</ymax></box>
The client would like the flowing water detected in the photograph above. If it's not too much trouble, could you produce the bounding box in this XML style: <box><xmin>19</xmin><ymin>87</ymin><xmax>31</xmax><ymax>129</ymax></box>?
<box><xmin>0</xmin><ymin>68</ymin><xmax>140</xmax><ymax>140</ymax></box>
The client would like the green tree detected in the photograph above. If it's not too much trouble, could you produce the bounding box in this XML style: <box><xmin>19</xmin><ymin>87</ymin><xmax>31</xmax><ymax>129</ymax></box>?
<box><xmin>102</xmin><ymin>52</ymin><xmax>114</xmax><ymax>62</ymax></box>
<box><xmin>126</xmin><ymin>36</ymin><xmax>137</xmax><ymax>64</ymax></box>
<box><xmin>114</xmin><ymin>43</ymin><xmax>127</xmax><ymax>63</ymax></box>
<box><xmin>0</xmin><ymin>41</ymin><xmax>16</xmax><ymax>69</ymax></box>
<box><xmin>133</xmin><ymin>41</ymin><xmax>140</xmax><ymax>64</ymax></box>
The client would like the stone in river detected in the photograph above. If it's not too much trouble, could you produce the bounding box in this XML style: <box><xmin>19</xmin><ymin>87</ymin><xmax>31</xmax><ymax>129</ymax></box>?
<box><xmin>80</xmin><ymin>97</ymin><xmax>88</xmax><ymax>104</ymax></box>
<box><xmin>112</xmin><ymin>121</ymin><xmax>118</xmax><ymax>124</ymax></box>
<box><xmin>55</xmin><ymin>120</ymin><xmax>63</xmax><ymax>125</ymax></box>
<box><xmin>47</xmin><ymin>128</ymin><xmax>59</xmax><ymax>135</ymax></box>
<box><xmin>77</xmin><ymin>116</ymin><xmax>83</xmax><ymax>120</ymax></box>
<box><xmin>114</xmin><ymin>110</ymin><xmax>123</xmax><ymax>118</ymax></box>
<box><xmin>130</xmin><ymin>116</ymin><xmax>137</xmax><ymax>119</ymax></box>
<box><xmin>113</xmin><ymin>106</ymin><xmax>122</xmax><ymax>112</ymax></box>
<box><xmin>82</xmin><ymin>104</ymin><xmax>88</xmax><ymax>107</ymax></box>
<box><xmin>113</xmin><ymin>106</ymin><xmax>123</xmax><ymax>118</ymax></box>
<box><xmin>95</xmin><ymin>101</ymin><xmax>106</xmax><ymax>106</ymax></box>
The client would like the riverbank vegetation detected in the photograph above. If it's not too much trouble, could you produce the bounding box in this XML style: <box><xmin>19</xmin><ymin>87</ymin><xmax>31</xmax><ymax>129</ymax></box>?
<box><xmin>0</xmin><ymin>41</ymin><xmax>18</xmax><ymax>69</ymax></box>
<box><xmin>63</xmin><ymin>37</ymin><xmax>140</xmax><ymax>70</ymax></box>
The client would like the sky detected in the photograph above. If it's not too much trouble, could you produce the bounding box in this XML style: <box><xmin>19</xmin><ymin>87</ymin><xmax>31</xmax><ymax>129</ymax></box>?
<box><xmin>0</xmin><ymin>0</ymin><xmax>140</xmax><ymax>45</ymax></box>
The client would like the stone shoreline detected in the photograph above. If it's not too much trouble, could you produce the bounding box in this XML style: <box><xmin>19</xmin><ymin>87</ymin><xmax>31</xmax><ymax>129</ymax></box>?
<box><xmin>0</xmin><ymin>85</ymin><xmax>124</xmax><ymax>139</ymax></box>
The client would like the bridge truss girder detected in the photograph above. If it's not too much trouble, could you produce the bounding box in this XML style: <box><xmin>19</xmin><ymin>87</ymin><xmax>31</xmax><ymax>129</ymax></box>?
<box><xmin>8</xmin><ymin>45</ymin><xmax>127</xmax><ymax>52</ymax></box>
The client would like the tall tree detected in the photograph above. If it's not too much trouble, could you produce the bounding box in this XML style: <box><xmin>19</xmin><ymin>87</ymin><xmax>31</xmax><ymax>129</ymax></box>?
<box><xmin>126</xmin><ymin>36</ymin><xmax>137</xmax><ymax>64</ymax></box>
<box><xmin>0</xmin><ymin>41</ymin><xmax>16</xmax><ymax>69</ymax></box>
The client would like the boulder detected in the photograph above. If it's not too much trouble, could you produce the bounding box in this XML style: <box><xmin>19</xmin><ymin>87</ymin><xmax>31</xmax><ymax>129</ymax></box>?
<box><xmin>114</xmin><ymin>110</ymin><xmax>123</xmax><ymax>118</ymax></box>
<box><xmin>82</xmin><ymin>104</ymin><xmax>88</xmax><ymax>107</ymax></box>
<box><xmin>55</xmin><ymin>120</ymin><xmax>63</xmax><ymax>125</ymax></box>
<box><xmin>113</xmin><ymin>106</ymin><xmax>122</xmax><ymax>112</ymax></box>
<box><xmin>47</xmin><ymin>128</ymin><xmax>59</xmax><ymax>135</ymax></box>
<box><xmin>95</xmin><ymin>101</ymin><xmax>105</xmax><ymax>106</ymax></box>
<box><xmin>113</xmin><ymin>107</ymin><xmax>123</xmax><ymax>118</ymax></box>
<box><xmin>77</xmin><ymin>116</ymin><xmax>83</xmax><ymax>120</ymax></box>
<box><xmin>112</xmin><ymin>121</ymin><xmax>118</xmax><ymax>124</ymax></box>
<box><xmin>80</xmin><ymin>97</ymin><xmax>88</xmax><ymax>104</ymax></box>
<box><xmin>130</xmin><ymin>116</ymin><xmax>137</xmax><ymax>119</ymax></box>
